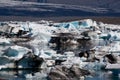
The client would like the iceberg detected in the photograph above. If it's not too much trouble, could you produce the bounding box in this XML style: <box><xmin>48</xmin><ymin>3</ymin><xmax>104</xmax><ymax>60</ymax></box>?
<box><xmin>16</xmin><ymin>53</ymin><xmax>44</xmax><ymax>69</ymax></box>
<box><xmin>58</xmin><ymin>19</ymin><xmax>95</xmax><ymax>30</ymax></box>
<box><xmin>4</xmin><ymin>45</ymin><xmax>31</xmax><ymax>59</ymax></box>
<box><xmin>28</xmin><ymin>22</ymin><xmax>57</xmax><ymax>43</ymax></box>
<box><xmin>0</xmin><ymin>19</ymin><xmax>120</xmax><ymax>79</ymax></box>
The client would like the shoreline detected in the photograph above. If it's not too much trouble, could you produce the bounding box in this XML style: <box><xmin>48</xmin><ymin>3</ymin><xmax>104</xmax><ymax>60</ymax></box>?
<box><xmin>0</xmin><ymin>16</ymin><xmax>119</xmax><ymax>24</ymax></box>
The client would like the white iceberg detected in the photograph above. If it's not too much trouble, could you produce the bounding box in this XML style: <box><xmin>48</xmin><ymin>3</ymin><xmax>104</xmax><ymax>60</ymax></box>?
<box><xmin>4</xmin><ymin>45</ymin><xmax>31</xmax><ymax>60</ymax></box>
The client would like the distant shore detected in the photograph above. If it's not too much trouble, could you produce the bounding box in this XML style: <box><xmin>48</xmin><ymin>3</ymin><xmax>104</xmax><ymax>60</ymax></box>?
<box><xmin>0</xmin><ymin>16</ymin><xmax>120</xmax><ymax>24</ymax></box>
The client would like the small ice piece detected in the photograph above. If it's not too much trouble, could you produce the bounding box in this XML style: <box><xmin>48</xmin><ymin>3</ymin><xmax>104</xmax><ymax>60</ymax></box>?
<box><xmin>39</xmin><ymin>49</ymin><xmax>52</xmax><ymax>59</ymax></box>
<box><xmin>106</xmin><ymin>64</ymin><xmax>120</xmax><ymax>69</ymax></box>
<box><xmin>80</xmin><ymin>76</ymin><xmax>85</xmax><ymax>80</ymax></box>
<box><xmin>34</xmin><ymin>48</ymin><xmax>39</xmax><ymax>56</ymax></box>
<box><xmin>0</xmin><ymin>38</ymin><xmax>10</xmax><ymax>45</ymax></box>
<box><xmin>25</xmin><ymin>74</ymin><xmax>33</xmax><ymax>79</ymax></box>
<box><xmin>64</xmin><ymin>51</ymin><xmax>75</xmax><ymax>57</ymax></box>
<box><xmin>119</xmin><ymin>74</ymin><xmax>120</xmax><ymax>79</ymax></box>
<box><xmin>0</xmin><ymin>65</ymin><xmax>5</xmax><ymax>70</ymax></box>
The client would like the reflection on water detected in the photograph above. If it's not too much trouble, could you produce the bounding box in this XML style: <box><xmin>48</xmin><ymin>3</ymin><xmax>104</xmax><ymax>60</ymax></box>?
<box><xmin>0</xmin><ymin>69</ymin><xmax>119</xmax><ymax>80</ymax></box>
<box><xmin>0</xmin><ymin>69</ymin><xmax>48</xmax><ymax>80</ymax></box>
<box><xmin>85</xmin><ymin>70</ymin><xmax>120</xmax><ymax>80</ymax></box>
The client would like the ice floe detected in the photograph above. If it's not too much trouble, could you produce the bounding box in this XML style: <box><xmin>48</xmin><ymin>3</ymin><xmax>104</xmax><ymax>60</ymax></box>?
<box><xmin>0</xmin><ymin>19</ymin><xmax>120</xmax><ymax>79</ymax></box>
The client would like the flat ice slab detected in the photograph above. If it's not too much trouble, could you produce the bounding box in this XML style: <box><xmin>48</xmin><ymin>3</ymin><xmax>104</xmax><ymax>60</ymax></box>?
<box><xmin>106</xmin><ymin>64</ymin><xmax>120</xmax><ymax>69</ymax></box>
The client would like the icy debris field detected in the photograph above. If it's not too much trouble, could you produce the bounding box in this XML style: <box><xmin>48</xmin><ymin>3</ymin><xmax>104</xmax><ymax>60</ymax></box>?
<box><xmin>0</xmin><ymin>19</ymin><xmax>120</xmax><ymax>80</ymax></box>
